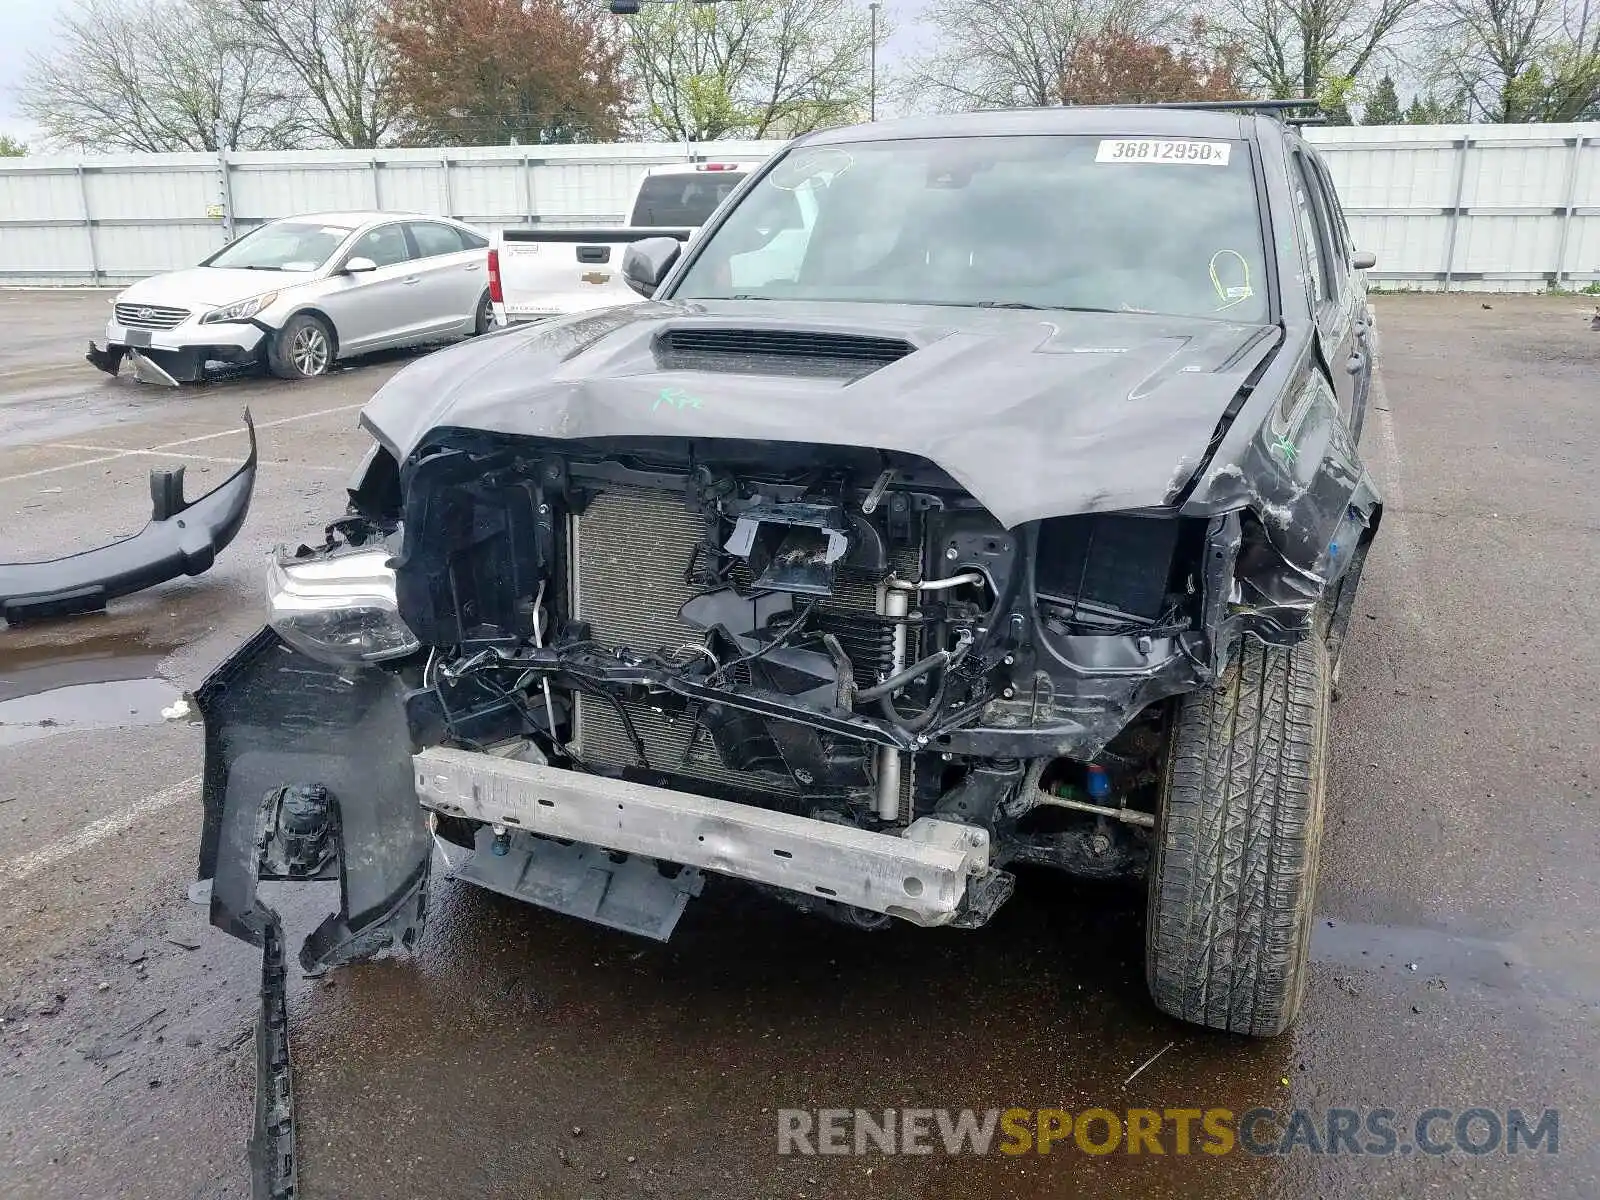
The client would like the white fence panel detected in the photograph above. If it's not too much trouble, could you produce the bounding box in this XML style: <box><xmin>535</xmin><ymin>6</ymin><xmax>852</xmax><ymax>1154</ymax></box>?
<box><xmin>1</xmin><ymin>127</ymin><xmax>1595</xmax><ymax>291</ymax></box>
<box><xmin>0</xmin><ymin>141</ymin><xmax>781</xmax><ymax>285</ymax></box>
<box><xmin>1306</xmin><ymin>124</ymin><xmax>1600</xmax><ymax>291</ymax></box>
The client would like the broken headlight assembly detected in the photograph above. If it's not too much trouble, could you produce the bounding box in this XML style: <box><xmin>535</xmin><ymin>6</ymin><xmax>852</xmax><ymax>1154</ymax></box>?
<box><xmin>266</xmin><ymin>546</ymin><xmax>420</xmax><ymax>665</ymax></box>
<box><xmin>201</xmin><ymin>292</ymin><xmax>278</xmax><ymax>324</ymax></box>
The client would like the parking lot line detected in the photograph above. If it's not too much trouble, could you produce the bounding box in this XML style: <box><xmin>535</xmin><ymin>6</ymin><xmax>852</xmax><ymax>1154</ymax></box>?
<box><xmin>159</xmin><ymin>402</ymin><xmax>367</xmax><ymax>448</ymax></box>
<box><xmin>47</xmin><ymin>441</ymin><xmax>269</xmax><ymax>465</ymax></box>
<box><xmin>44</xmin><ymin>442</ymin><xmax>350</xmax><ymax>473</ymax></box>
<box><xmin>0</xmin><ymin>451</ymin><xmax>128</xmax><ymax>486</ymax></box>
<box><xmin>1365</xmin><ymin>332</ymin><xmax>1428</xmax><ymax>644</ymax></box>
<box><xmin>0</xmin><ymin>401</ymin><xmax>367</xmax><ymax>486</ymax></box>
<box><xmin>0</xmin><ymin>775</ymin><xmax>200</xmax><ymax>892</ymax></box>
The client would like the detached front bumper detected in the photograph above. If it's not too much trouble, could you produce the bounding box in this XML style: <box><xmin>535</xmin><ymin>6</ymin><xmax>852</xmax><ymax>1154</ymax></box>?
<box><xmin>0</xmin><ymin>412</ymin><xmax>257</xmax><ymax>622</ymax></box>
<box><xmin>90</xmin><ymin>317</ymin><xmax>267</xmax><ymax>384</ymax></box>
<box><xmin>414</xmin><ymin>746</ymin><xmax>998</xmax><ymax>928</ymax></box>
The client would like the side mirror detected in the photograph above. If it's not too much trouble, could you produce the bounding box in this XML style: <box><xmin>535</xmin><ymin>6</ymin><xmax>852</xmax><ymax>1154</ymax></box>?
<box><xmin>344</xmin><ymin>256</ymin><xmax>377</xmax><ymax>275</ymax></box>
<box><xmin>1351</xmin><ymin>249</ymin><xmax>1377</xmax><ymax>271</ymax></box>
<box><xmin>622</xmin><ymin>237</ymin><xmax>682</xmax><ymax>298</ymax></box>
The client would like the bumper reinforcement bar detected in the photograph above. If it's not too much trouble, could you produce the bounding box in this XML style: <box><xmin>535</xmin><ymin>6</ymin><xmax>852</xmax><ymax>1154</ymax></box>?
<box><xmin>413</xmin><ymin>747</ymin><xmax>995</xmax><ymax>928</ymax></box>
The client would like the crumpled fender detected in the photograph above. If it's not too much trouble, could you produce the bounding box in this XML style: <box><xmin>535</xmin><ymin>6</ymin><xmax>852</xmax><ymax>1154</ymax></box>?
<box><xmin>0</xmin><ymin>411</ymin><xmax>257</xmax><ymax>624</ymax></box>
<box><xmin>195</xmin><ymin>625</ymin><xmax>432</xmax><ymax>971</ymax></box>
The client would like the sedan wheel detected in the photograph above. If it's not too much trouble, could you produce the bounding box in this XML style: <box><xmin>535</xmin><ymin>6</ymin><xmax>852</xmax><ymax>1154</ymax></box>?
<box><xmin>291</xmin><ymin>324</ymin><xmax>330</xmax><ymax>375</ymax></box>
<box><xmin>268</xmin><ymin>314</ymin><xmax>336</xmax><ymax>380</ymax></box>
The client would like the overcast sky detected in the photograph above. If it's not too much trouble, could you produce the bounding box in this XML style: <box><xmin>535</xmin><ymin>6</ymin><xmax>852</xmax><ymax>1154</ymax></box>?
<box><xmin>0</xmin><ymin>0</ymin><xmax>933</xmax><ymax>144</ymax></box>
<box><xmin>0</xmin><ymin>0</ymin><xmax>69</xmax><ymax>138</ymax></box>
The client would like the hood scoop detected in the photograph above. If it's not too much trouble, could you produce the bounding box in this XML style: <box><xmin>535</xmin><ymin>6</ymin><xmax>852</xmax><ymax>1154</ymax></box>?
<box><xmin>653</xmin><ymin>327</ymin><xmax>916</xmax><ymax>382</ymax></box>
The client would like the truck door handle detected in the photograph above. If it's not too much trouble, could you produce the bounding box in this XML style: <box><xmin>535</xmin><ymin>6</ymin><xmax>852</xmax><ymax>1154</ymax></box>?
<box><xmin>402</xmin><ymin>276</ymin><xmax>420</xmax><ymax>285</ymax></box>
<box><xmin>576</xmin><ymin>246</ymin><xmax>611</xmax><ymax>265</ymax></box>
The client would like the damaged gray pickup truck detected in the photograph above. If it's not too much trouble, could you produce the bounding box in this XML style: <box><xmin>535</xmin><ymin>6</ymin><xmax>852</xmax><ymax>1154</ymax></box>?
<box><xmin>199</xmin><ymin>103</ymin><xmax>1382</xmax><ymax>1103</ymax></box>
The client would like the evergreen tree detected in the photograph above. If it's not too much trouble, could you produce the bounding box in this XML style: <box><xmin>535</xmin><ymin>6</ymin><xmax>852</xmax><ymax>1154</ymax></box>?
<box><xmin>1363</xmin><ymin>75</ymin><xmax>1402</xmax><ymax>124</ymax></box>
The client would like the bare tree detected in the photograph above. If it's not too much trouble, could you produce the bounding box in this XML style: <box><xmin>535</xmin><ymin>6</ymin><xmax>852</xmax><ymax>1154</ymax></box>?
<box><xmin>1429</xmin><ymin>0</ymin><xmax>1600</xmax><ymax>118</ymax></box>
<box><xmin>1211</xmin><ymin>0</ymin><xmax>1427</xmax><ymax>104</ymax></box>
<box><xmin>1546</xmin><ymin>0</ymin><xmax>1600</xmax><ymax>117</ymax></box>
<box><xmin>900</xmin><ymin>0</ymin><xmax>1184</xmax><ymax>113</ymax></box>
<box><xmin>18</xmin><ymin>0</ymin><xmax>301</xmax><ymax>152</ymax></box>
<box><xmin>624</xmin><ymin>0</ymin><xmax>874</xmax><ymax>140</ymax></box>
<box><xmin>232</xmin><ymin>0</ymin><xmax>398</xmax><ymax>148</ymax></box>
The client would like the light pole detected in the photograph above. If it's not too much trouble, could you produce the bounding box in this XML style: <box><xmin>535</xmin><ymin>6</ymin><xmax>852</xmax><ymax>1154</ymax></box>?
<box><xmin>868</xmin><ymin>1</ymin><xmax>880</xmax><ymax>121</ymax></box>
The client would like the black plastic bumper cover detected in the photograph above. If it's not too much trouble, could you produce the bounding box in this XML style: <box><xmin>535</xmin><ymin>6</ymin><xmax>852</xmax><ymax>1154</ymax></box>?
<box><xmin>86</xmin><ymin>341</ymin><xmax>126</xmax><ymax>376</ymax></box>
<box><xmin>196</xmin><ymin>627</ymin><xmax>432</xmax><ymax>1200</ymax></box>
<box><xmin>0</xmin><ymin>412</ymin><xmax>257</xmax><ymax>623</ymax></box>
<box><xmin>87</xmin><ymin>340</ymin><xmax>248</xmax><ymax>384</ymax></box>
<box><xmin>196</xmin><ymin>625</ymin><xmax>432</xmax><ymax>965</ymax></box>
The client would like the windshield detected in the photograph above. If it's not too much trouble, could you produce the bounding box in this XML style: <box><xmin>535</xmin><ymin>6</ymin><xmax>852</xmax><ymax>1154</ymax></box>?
<box><xmin>629</xmin><ymin>172</ymin><xmax>748</xmax><ymax>227</ymax></box>
<box><xmin>206</xmin><ymin>220</ymin><xmax>357</xmax><ymax>272</ymax></box>
<box><xmin>672</xmin><ymin>136</ymin><xmax>1269</xmax><ymax>322</ymax></box>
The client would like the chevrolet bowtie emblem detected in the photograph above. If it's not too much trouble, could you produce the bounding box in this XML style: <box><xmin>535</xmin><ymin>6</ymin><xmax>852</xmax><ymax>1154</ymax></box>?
<box><xmin>581</xmin><ymin>271</ymin><xmax>611</xmax><ymax>285</ymax></box>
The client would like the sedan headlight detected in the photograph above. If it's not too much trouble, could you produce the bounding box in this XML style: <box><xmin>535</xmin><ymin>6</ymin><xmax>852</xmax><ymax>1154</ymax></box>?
<box><xmin>202</xmin><ymin>292</ymin><xmax>278</xmax><ymax>324</ymax></box>
<box><xmin>266</xmin><ymin>547</ymin><xmax>420</xmax><ymax>665</ymax></box>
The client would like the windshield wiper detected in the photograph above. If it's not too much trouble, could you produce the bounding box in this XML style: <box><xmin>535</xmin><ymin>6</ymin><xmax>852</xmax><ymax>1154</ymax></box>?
<box><xmin>974</xmin><ymin>301</ymin><xmax>1121</xmax><ymax>314</ymax></box>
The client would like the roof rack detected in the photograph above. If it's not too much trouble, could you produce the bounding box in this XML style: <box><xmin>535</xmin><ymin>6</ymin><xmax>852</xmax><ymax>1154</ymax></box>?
<box><xmin>1126</xmin><ymin>98</ymin><xmax>1328</xmax><ymax>126</ymax></box>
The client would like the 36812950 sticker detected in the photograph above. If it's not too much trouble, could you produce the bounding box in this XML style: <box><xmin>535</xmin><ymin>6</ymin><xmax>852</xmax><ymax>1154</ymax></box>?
<box><xmin>1095</xmin><ymin>139</ymin><xmax>1233</xmax><ymax>166</ymax></box>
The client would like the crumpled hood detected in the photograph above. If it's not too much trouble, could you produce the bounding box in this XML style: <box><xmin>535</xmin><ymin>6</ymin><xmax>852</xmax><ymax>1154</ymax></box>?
<box><xmin>362</xmin><ymin>300</ymin><xmax>1281</xmax><ymax>528</ymax></box>
<box><xmin>117</xmin><ymin>267</ymin><xmax>309</xmax><ymax>310</ymax></box>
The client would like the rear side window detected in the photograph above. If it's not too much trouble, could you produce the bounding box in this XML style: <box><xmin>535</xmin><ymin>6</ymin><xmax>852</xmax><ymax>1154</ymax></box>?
<box><xmin>408</xmin><ymin>221</ymin><xmax>467</xmax><ymax>257</ymax></box>
<box><xmin>629</xmin><ymin>172</ymin><xmax>747</xmax><ymax>226</ymax></box>
<box><xmin>1310</xmin><ymin>156</ymin><xmax>1352</xmax><ymax>266</ymax></box>
<box><xmin>1291</xmin><ymin>156</ymin><xmax>1332</xmax><ymax>304</ymax></box>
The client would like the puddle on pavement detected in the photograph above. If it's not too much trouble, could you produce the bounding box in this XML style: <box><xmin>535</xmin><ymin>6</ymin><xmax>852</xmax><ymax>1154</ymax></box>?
<box><xmin>0</xmin><ymin>632</ymin><xmax>184</xmax><ymax>747</ymax></box>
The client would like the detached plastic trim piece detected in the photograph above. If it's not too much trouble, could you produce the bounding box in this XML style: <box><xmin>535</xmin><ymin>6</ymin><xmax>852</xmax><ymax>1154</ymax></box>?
<box><xmin>0</xmin><ymin>410</ymin><xmax>257</xmax><ymax>623</ymax></box>
<box><xmin>252</xmin><ymin>916</ymin><xmax>296</xmax><ymax>1200</ymax></box>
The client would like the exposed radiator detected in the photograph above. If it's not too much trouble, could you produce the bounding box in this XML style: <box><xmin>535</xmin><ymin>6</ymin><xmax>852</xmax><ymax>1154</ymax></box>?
<box><xmin>568</xmin><ymin>486</ymin><xmax>919</xmax><ymax>800</ymax></box>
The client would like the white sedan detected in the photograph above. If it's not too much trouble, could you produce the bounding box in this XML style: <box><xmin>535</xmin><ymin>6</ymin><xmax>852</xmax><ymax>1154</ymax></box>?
<box><xmin>88</xmin><ymin>211</ymin><xmax>495</xmax><ymax>385</ymax></box>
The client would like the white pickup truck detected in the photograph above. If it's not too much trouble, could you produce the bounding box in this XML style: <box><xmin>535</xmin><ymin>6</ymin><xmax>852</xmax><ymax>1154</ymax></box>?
<box><xmin>490</xmin><ymin>161</ymin><xmax>760</xmax><ymax>323</ymax></box>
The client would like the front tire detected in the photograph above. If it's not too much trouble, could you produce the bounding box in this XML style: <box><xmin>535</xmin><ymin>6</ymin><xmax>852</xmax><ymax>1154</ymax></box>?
<box><xmin>1144</xmin><ymin>636</ymin><xmax>1330</xmax><ymax>1037</ymax></box>
<box><xmin>268</xmin><ymin>313</ymin><xmax>335</xmax><ymax>379</ymax></box>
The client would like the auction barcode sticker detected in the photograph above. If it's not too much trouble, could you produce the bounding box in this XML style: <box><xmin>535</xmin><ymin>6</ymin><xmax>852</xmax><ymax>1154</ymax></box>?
<box><xmin>1095</xmin><ymin>139</ymin><xmax>1232</xmax><ymax>165</ymax></box>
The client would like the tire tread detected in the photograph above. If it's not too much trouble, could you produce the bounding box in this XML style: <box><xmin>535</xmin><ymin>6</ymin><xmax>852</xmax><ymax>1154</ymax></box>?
<box><xmin>1145</xmin><ymin>636</ymin><xmax>1328</xmax><ymax>1036</ymax></box>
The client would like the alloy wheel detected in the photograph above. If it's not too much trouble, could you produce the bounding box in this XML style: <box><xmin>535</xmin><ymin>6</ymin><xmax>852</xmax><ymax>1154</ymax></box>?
<box><xmin>291</xmin><ymin>325</ymin><xmax>330</xmax><ymax>376</ymax></box>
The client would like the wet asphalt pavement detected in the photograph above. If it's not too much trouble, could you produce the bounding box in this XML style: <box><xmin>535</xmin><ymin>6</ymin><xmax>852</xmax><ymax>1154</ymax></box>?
<box><xmin>0</xmin><ymin>289</ymin><xmax>1596</xmax><ymax>1199</ymax></box>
